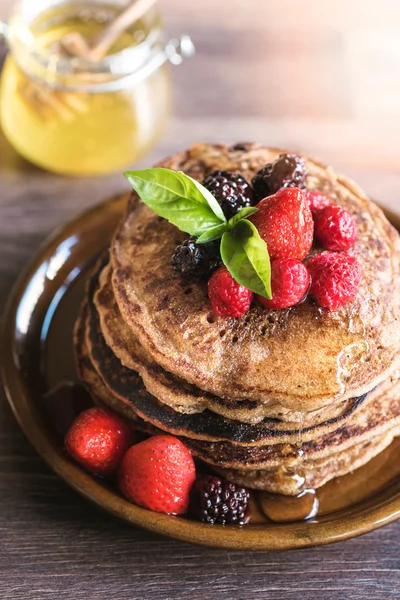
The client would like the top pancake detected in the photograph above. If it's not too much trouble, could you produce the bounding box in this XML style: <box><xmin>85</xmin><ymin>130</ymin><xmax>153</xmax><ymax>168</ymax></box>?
<box><xmin>96</xmin><ymin>262</ymin><xmax>364</xmax><ymax>425</ymax></box>
<box><xmin>111</xmin><ymin>143</ymin><xmax>400</xmax><ymax>412</ymax></box>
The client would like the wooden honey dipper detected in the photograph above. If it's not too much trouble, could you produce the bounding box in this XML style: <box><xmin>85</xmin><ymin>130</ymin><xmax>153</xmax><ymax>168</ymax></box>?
<box><xmin>59</xmin><ymin>0</ymin><xmax>158</xmax><ymax>61</ymax></box>
<box><xmin>21</xmin><ymin>0</ymin><xmax>158</xmax><ymax>122</ymax></box>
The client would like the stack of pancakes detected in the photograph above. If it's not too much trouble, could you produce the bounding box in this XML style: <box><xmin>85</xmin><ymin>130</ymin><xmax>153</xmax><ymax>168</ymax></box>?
<box><xmin>75</xmin><ymin>143</ymin><xmax>400</xmax><ymax>495</ymax></box>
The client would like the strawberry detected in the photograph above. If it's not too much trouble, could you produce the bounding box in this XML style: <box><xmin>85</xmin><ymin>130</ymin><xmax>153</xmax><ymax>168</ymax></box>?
<box><xmin>250</xmin><ymin>188</ymin><xmax>314</xmax><ymax>260</ymax></box>
<box><xmin>257</xmin><ymin>258</ymin><xmax>310</xmax><ymax>310</ymax></box>
<box><xmin>65</xmin><ymin>407</ymin><xmax>134</xmax><ymax>476</ymax></box>
<box><xmin>119</xmin><ymin>435</ymin><xmax>196</xmax><ymax>515</ymax></box>
<box><xmin>208</xmin><ymin>267</ymin><xmax>253</xmax><ymax>318</ymax></box>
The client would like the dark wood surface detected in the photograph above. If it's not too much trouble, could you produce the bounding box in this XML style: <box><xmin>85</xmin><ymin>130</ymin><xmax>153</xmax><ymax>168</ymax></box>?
<box><xmin>1</xmin><ymin>1</ymin><xmax>400</xmax><ymax>598</ymax></box>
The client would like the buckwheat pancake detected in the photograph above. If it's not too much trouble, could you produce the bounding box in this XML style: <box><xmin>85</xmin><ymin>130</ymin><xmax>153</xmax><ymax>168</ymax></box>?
<box><xmin>75</xmin><ymin>301</ymin><xmax>400</xmax><ymax>495</ymax></box>
<box><xmin>183</xmin><ymin>380</ymin><xmax>400</xmax><ymax>470</ymax></box>
<box><xmin>74</xmin><ymin>301</ymin><xmax>161</xmax><ymax>436</ymax></box>
<box><xmin>81</xmin><ymin>265</ymin><xmax>400</xmax><ymax>459</ymax></box>
<box><xmin>95</xmin><ymin>261</ymin><xmax>364</xmax><ymax>426</ymax></box>
<box><xmin>87</xmin><ymin>309</ymin><xmax>400</xmax><ymax>462</ymax></box>
<box><xmin>214</xmin><ymin>431</ymin><xmax>399</xmax><ymax>495</ymax></box>
<box><xmin>111</xmin><ymin>143</ymin><xmax>400</xmax><ymax>412</ymax></box>
<box><xmin>74</xmin><ymin>300</ymin><xmax>126</xmax><ymax>410</ymax></box>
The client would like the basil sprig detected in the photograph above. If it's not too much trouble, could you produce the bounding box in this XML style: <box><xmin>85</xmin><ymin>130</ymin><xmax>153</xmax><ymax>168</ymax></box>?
<box><xmin>196</xmin><ymin>206</ymin><xmax>259</xmax><ymax>244</ymax></box>
<box><xmin>125</xmin><ymin>168</ymin><xmax>272</xmax><ymax>298</ymax></box>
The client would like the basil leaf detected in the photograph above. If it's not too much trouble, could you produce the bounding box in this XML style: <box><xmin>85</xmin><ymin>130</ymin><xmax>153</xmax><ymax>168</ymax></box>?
<box><xmin>197</xmin><ymin>223</ymin><xmax>228</xmax><ymax>244</ymax></box>
<box><xmin>124</xmin><ymin>168</ymin><xmax>226</xmax><ymax>237</ymax></box>
<box><xmin>221</xmin><ymin>220</ymin><xmax>272</xmax><ymax>298</ymax></box>
<box><xmin>228</xmin><ymin>206</ymin><xmax>259</xmax><ymax>229</ymax></box>
<box><xmin>189</xmin><ymin>176</ymin><xmax>227</xmax><ymax>223</ymax></box>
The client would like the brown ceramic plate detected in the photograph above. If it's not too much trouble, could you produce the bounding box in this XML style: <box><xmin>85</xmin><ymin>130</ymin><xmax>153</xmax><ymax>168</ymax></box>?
<box><xmin>2</xmin><ymin>193</ymin><xmax>400</xmax><ymax>551</ymax></box>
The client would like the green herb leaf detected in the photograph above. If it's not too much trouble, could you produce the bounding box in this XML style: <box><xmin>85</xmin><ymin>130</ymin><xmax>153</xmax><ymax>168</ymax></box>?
<box><xmin>197</xmin><ymin>207</ymin><xmax>260</xmax><ymax>244</ymax></box>
<box><xmin>221</xmin><ymin>220</ymin><xmax>272</xmax><ymax>298</ymax></box>
<box><xmin>124</xmin><ymin>168</ymin><xmax>226</xmax><ymax>237</ymax></box>
<box><xmin>197</xmin><ymin>223</ymin><xmax>229</xmax><ymax>244</ymax></box>
<box><xmin>189</xmin><ymin>177</ymin><xmax>227</xmax><ymax>223</ymax></box>
<box><xmin>228</xmin><ymin>206</ymin><xmax>259</xmax><ymax>228</ymax></box>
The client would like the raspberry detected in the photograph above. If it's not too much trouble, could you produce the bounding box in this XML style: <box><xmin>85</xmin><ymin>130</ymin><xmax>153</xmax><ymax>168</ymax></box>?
<box><xmin>190</xmin><ymin>475</ymin><xmax>250</xmax><ymax>525</ymax></box>
<box><xmin>65</xmin><ymin>407</ymin><xmax>134</xmax><ymax>477</ymax></box>
<box><xmin>202</xmin><ymin>170</ymin><xmax>254</xmax><ymax>219</ymax></box>
<box><xmin>208</xmin><ymin>267</ymin><xmax>253</xmax><ymax>318</ymax></box>
<box><xmin>119</xmin><ymin>435</ymin><xmax>196</xmax><ymax>515</ymax></box>
<box><xmin>257</xmin><ymin>259</ymin><xmax>310</xmax><ymax>310</ymax></box>
<box><xmin>306</xmin><ymin>190</ymin><xmax>333</xmax><ymax>215</ymax></box>
<box><xmin>308</xmin><ymin>252</ymin><xmax>362</xmax><ymax>311</ymax></box>
<box><xmin>314</xmin><ymin>204</ymin><xmax>358</xmax><ymax>251</ymax></box>
<box><xmin>172</xmin><ymin>237</ymin><xmax>222</xmax><ymax>281</ymax></box>
<box><xmin>249</xmin><ymin>188</ymin><xmax>314</xmax><ymax>261</ymax></box>
<box><xmin>252</xmin><ymin>154</ymin><xmax>307</xmax><ymax>201</ymax></box>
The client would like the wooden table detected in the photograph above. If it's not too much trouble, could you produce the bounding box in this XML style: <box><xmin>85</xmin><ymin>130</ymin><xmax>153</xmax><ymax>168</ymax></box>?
<box><xmin>1</xmin><ymin>1</ymin><xmax>400</xmax><ymax>598</ymax></box>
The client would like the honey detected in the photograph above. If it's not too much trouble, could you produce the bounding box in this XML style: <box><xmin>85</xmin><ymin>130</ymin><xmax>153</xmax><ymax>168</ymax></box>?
<box><xmin>0</xmin><ymin>2</ymin><xmax>181</xmax><ymax>175</ymax></box>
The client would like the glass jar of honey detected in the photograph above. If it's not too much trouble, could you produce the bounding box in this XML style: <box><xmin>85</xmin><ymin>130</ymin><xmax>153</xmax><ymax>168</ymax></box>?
<box><xmin>0</xmin><ymin>1</ymin><xmax>194</xmax><ymax>176</ymax></box>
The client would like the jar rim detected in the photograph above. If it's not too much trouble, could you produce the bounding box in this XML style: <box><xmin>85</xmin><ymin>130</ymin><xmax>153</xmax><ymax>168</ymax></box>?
<box><xmin>8</xmin><ymin>34</ymin><xmax>194</xmax><ymax>94</ymax></box>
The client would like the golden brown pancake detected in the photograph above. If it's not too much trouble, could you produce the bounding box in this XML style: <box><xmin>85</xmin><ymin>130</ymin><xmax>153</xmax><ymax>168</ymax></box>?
<box><xmin>214</xmin><ymin>431</ymin><xmax>399</xmax><ymax>495</ymax></box>
<box><xmin>80</xmin><ymin>265</ymin><xmax>400</xmax><ymax>463</ymax></box>
<box><xmin>74</xmin><ymin>300</ymin><xmax>160</xmax><ymax>435</ymax></box>
<box><xmin>86</xmin><ymin>265</ymin><xmax>400</xmax><ymax>451</ymax></box>
<box><xmin>111</xmin><ymin>143</ymin><xmax>400</xmax><ymax>412</ymax></box>
<box><xmin>95</xmin><ymin>261</ymin><xmax>366</xmax><ymax>426</ymax></box>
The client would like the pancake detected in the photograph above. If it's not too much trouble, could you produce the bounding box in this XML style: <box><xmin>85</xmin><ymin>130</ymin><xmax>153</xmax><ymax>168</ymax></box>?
<box><xmin>75</xmin><ymin>304</ymin><xmax>400</xmax><ymax>495</ymax></box>
<box><xmin>74</xmin><ymin>300</ymin><xmax>127</xmax><ymax>409</ymax></box>
<box><xmin>82</xmin><ymin>265</ymin><xmax>400</xmax><ymax>463</ymax></box>
<box><xmin>214</xmin><ymin>431</ymin><xmax>399</xmax><ymax>495</ymax></box>
<box><xmin>87</xmin><ymin>265</ymin><xmax>399</xmax><ymax>448</ymax></box>
<box><xmin>183</xmin><ymin>380</ymin><xmax>400</xmax><ymax>471</ymax></box>
<box><xmin>95</xmin><ymin>261</ymin><xmax>365</xmax><ymax>426</ymax></box>
<box><xmin>74</xmin><ymin>300</ymin><xmax>161</xmax><ymax>435</ymax></box>
<box><xmin>111</xmin><ymin>143</ymin><xmax>400</xmax><ymax>412</ymax></box>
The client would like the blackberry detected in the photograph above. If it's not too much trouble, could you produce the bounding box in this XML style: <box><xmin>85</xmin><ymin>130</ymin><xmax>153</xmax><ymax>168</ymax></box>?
<box><xmin>190</xmin><ymin>475</ymin><xmax>251</xmax><ymax>525</ymax></box>
<box><xmin>202</xmin><ymin>170</ymin><xmax>254</xmax><ymax>220</ymax></box>
<box><xmin>230</xmin><ymin>142</ymin><xmax>255</xmax><ymax>152</ymax></box>
<box><xmin>172</xmin><ymin>237</ymin><xmax>222</xmax><ymax>282</ymax></box>
<box><xmin>252</xmin><ymin>154</ymin><xmax>307</xmax><ymax>201</ymax></box>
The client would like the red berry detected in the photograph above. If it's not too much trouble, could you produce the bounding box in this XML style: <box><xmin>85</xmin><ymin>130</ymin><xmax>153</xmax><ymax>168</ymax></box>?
<box><xmin>250</xmin><ymin>188</ymin><xmax>314</xmax><ymax>261</ymax></box>
<box><xmin>65</xmin><ymin>407</ymin><xmax>134</xmax><ymax>476</ymax></box>
<box><xmin>308</xmin><ymin>252</ymin><xmax>362</xmax><ymax>311</ymax></box>
<box><xmin>306</xmin><ymin>190</ymin><xmax>333</xmax><ymax>215</ymax></box>
<box><xmin>119</xmin><ymin>435</ymin><xmax>196</xmax><ymax>515</ymax></box>
<box><xmin>314</xmin><ymin>204</ymin><xmax>358</xmax><ymax>251</ymax></box>
<box><xmin>208</xmin><ymin>267</ymin><xmax>253</xmax><ymax>318</ymax></box>
<box><xmin>257</xmin><ymin>259</ymin><xmax>310</xmax><ymax>310</ymax></box>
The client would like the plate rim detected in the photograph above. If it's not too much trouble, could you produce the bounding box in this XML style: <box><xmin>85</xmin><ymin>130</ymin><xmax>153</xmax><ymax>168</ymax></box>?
<box><xmin>2</xmin><ymin>194</ymin><xmax>400</xmax><ymax>552</ymax></box>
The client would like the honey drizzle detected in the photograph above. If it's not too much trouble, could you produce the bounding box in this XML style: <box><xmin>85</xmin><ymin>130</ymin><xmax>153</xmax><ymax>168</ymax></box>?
<box><xmin>259</xmin><ymin>489</ymin><xmax>319</xmax><ymax>523</ymax></box>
